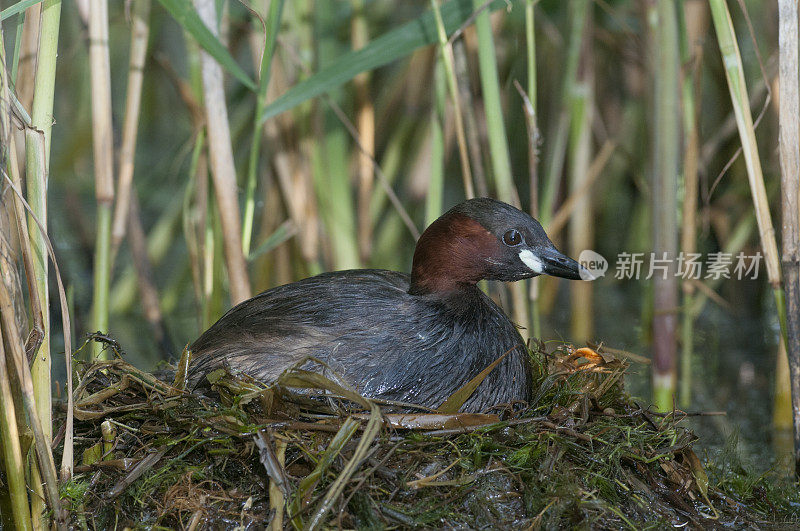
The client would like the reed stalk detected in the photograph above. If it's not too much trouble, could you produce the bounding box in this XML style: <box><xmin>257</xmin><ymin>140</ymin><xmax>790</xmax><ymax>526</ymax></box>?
<box><xmin>473</xmin><ymin>3</ymin><xmax>516</xmax><ymax>205</ymax></box>
<box><xmin>314</xmin><ymin>0</ymin><xmax>359</xmax><ymax>271</ymax></box>
<box><xmin>0</xmin><ymin>43</ymin><xmax>32</xmax><ymax>510</ymax></box>
<box><xmin>88</xmin><ymin>0</ymin><xmax>115</xmax><ymax>360</ymax></box>
<box><xmin>0</xmin><ymin>237</ymin><xmax>62</xmax><ymax>525</ymax></box>
<box><xmin>430</xmin><ymin>0</ymin><xmax>474</xmax><ymax>199</ymax></box>
<box><xmin>194</xmin><ymin>0</ymin><xmax>252</xmax><ymax>304</ymax></box>
<box><xmin>567</xmin><ymin>6</ymin><xmax>593</xmax><ymax>343</ymax></box>
<box><xmin>185</xmin><ymin>32</ymin><xmax>225</xmax><ymax>325</ymax></box>
<box><xmin>23</xmin><ymin>0</ymin><xmax>61</xmax><ymax>522</ymax></box>
<box><xmin>15</xmin><ymin>3</ymin><xmax>40</xmax><ymax>110</ymax></box>
<box><xmin>650</xmin><ymin>0</ymin><xmax>680</xmax><ymax>412</ymax></box>
<box><xmin>183</xmin><ymin>130</ymin><xmax>208</xmax><ymax>320</ymax></box>
<box><xmin>1</xmin><ymin>22</ymin><xmax>43</xmax><ymax>362</ymax></box>
<box><xmin>184</xmin><ymin>33</ymin><xmax>225</xmax><ymax>326</ymax></box>
<box><xmin>352</xmin><ymin>0</ymin><xmax>375</xmax><ymax>262</ymax></box>
<box><xmin>777</xmin><ymin>0</ymin><xmax>800</xmax><ymax>475</ymax></box>
<box><xmin>524</xmin><ymin>0</ymin><xmax>542</xmax><ymax>339</ymax></box>
<box><xmin>262</xmin><ymin>65</ymin><xmax>322</xmax><ymax>270</ymax></box>
<box><xmin>678</xmin><ymin>0</ymin><xmax>707</xmax><ymax>408</ymax></box>
<box><xmin>0</xmin><ymin>331</ymin><xmax>31</xmax><ymax>531</ymax></box>
<box><xmin>9</xmin><ymin>9</ymin><xmax>25</xmax><ymax>85</ymax></box>
<box><xmin>110</xmin><ymin>0</ymin><xmax>151</xmax><ymax>260</ymax></box>
<box><xmin>242</xmin><ymin>0</ymin><xmax>284</xmax><ymax>257</ymax></box>
<box><xmin>275</xmin><ymin>1</ymin><xmax>321</xmax><ymax>273</ymax></box>
<box><xmin>540</xmin><ymin>0</ymin><xmax>588</xmax><ymax>228</ymax></box>
<box><xmin>1</xmin><ymin>86</ymin><xmax>75</xmax><ymax>488</ymax></box>
<box><xmin>531</xmin><ymin>2</ymin><xmax>583</xmax><ymax>320</ymax></box>
<box><xmin>472</xmin><ymin>2</ymin><xmax>529</xmax><ymax>339</ymax></box>
<box><xmin>453</xmin><ymin>40</ymin><xmax>488</xmax><ymax>197</ymax></box>
<box><xmin>268</xmin><ymin>436</ymin><xmax>287</xmax><ymax>530</ymax></box>
<box><xmin>707</xmin><ymin>0</ymin><xmax>783</xmax><ymax>313</ymax></box>
<box><xmin>426</xmin><ymin>59</ymin><xmax>446</xmax><ymax>226</ymax></box>
<box><xmin>708</xmin><ymin>0</ymin><xmax>789</xmax><ymax>433</ymax></box>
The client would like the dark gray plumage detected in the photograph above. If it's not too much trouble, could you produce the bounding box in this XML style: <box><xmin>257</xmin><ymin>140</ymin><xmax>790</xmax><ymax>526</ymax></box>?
<box><xmin>188</xmin><ymin>270</ymin><xmax>530</xmax><ymax>412</ymax></box>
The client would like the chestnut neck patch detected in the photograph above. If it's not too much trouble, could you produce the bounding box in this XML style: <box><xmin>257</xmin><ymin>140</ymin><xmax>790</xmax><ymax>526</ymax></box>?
<box><xmin>409</xmin><ymin>213</ymin><xmax>499</xmax><ymax>295</ymax></box>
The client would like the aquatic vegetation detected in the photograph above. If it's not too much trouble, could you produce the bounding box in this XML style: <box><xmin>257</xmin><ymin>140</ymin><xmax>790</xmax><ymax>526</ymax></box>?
<box><xmin>58</xmin><ymin>338</ymin><xmax>798</xmax><ymax>528</ymax></box>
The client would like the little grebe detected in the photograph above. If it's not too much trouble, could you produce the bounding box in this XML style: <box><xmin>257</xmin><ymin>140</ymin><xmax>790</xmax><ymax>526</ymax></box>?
<box><xmin>188</xmin><ymin>198</ymin><xmax>587</xmax><ymax>412</ymax></box>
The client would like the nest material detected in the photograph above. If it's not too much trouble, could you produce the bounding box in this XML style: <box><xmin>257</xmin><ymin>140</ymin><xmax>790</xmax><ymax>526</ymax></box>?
<box><xmin>57</xmin><ymin>339</ymin><xmax>794</xmax><ymax>529</ymax></box>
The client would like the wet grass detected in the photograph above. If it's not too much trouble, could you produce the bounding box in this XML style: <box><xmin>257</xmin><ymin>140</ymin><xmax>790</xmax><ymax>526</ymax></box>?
<box><xmin>54</xmin><ymin>337</ymin><xmax>800</xmax><ymax>529</ymax></box>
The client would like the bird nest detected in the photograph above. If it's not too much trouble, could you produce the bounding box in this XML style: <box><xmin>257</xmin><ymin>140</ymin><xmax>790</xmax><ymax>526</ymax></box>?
<box><xmin>56</xmin><ymin>336</ymin><xmax>797</xmax><ymax>529</ymax></box>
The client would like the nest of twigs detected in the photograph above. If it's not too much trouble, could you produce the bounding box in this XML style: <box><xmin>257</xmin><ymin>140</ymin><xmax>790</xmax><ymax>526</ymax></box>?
<box><xmin>56</xmin><ymin>337</ymin><xmax>795</xmax><ymax>529</ymax></box>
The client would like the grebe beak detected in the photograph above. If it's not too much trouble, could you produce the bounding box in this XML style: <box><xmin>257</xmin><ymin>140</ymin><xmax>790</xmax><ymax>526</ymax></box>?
<box><xmin>518</xmin><ymin>247</ymin><xmax>592</xmax><ymax>281</ymax></box>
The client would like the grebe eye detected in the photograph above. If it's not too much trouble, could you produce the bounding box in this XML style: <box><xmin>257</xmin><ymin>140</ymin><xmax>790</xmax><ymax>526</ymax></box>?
<box><xmin>503</xmin><ymin>229</ymin><xmax>522</xmax><ymax>246</ymax></box>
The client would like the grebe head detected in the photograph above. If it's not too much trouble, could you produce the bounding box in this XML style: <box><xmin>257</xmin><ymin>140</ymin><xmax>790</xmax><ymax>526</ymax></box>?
<box><xmin>409</xmin><ymin>198</ymin><xmax>587</xmax><ymax>295</ymax></box>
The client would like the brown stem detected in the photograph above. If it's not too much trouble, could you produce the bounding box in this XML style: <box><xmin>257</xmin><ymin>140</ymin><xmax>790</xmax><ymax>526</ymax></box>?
<box><xmin>0</xmin><ymin>233</ymin><xmax>64</xmax><ymax>526</ymax></box>
<box><xmin>778</xmin><ymin>0</ymin><xmax>800</xmax><ymax>475</ymax></box>
<box><xmin>110</xmin><ymin>0</ymin><xmax>152</xmax><ymax>258</ymax></box>
<box><xmin>352</xmin><ymin>0</ymin><xmax>375</xmax><ymax>263</ymax></box>
<box><xmin>194</xmin><ymin>0</ymin><xmax>252</xmax><ymax>304</ymax></box>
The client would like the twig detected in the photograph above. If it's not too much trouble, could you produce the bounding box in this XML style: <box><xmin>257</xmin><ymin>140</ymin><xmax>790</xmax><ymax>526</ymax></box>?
<box><xmin>420</xmin><ymin>415</ymin><xmax>547</xmax><ymax>437</ymax></box>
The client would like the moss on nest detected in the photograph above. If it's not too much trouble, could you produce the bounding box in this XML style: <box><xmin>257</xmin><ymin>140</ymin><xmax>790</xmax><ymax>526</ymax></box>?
<box><xmin>56</xmin><ymin>337</ymin><xmax>799</xmax><ymax>529</ymax></box>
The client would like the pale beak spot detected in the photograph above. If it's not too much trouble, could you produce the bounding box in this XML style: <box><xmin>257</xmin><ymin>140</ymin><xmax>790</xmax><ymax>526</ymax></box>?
<box><xmin>518</xmin><ymin>249</ymin><xmax>544</xmax><ymax>274</ymax></box>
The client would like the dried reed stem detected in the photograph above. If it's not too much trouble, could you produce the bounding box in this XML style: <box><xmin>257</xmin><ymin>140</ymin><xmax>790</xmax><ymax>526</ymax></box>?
<box><xmin>0</xmin><ymin>31</ymin><xmax>38</xmax><ymax>527</ymax></box>
<box><xmin>14</xmin><ymin>3</ymin><xmax>41</xmax><ymax>110</ymax></box>
<box><xmin>0</xmin><ymin>26</ymin><xmax>43</xmax><ymax>360</ymax></box>
<box><xmin>0</xmin><ymin>236</ymin><xmax>63</xmax><ymax>525</ymax></box>
<box><xmin>353</xmin><ymin>0</ymin><xmax>375</xmax><ymax>262</ymax></box>
<box><xmin>777</xmin><ymin>0</ymin><xmax>800</xmax><ymax>475</ymax></box>
<box><xmin>568</xmin><ymin>11</ymin><xmax>594</xmax><ymax>342</ymax></box>
<box><xmin>195</xmin><ymin>0</ymin><xmax>252</xmax><ymax>304</ymax></box>
<box><xmin>110</xmin><ymin>0</ymin><xmax>151</xmax><ymax>258</ymax></box>
<box><xmin>708</xmin><ymin>1</ymin><xmax>781</xmax><ymax>289</ymax></box>
<box><xmin>0</xmin><ymin>25</ymin><xmax>33</xmax><ymax>528</ymax></box>
<box><xmin>678</xmin><ymin>0</ymin><xmax>707</xmax><ymax>408</ymax></box>
<box><xmin>0</xmin><ymin>330</ymin><xmax>32</xmax><ymax>530</ymax></box>
<box><xmin>709</xmin><ymin>1</ymin><xmax>789</xmax><ymax>440</ymax></box>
